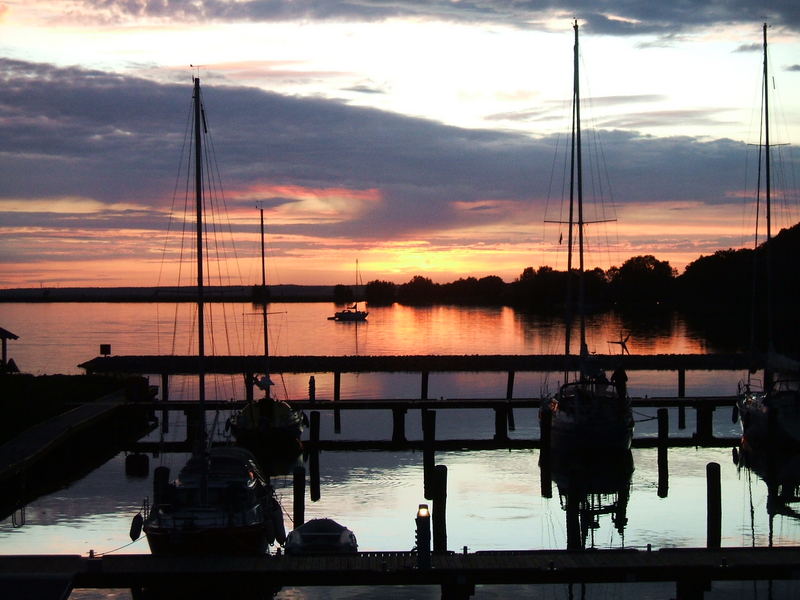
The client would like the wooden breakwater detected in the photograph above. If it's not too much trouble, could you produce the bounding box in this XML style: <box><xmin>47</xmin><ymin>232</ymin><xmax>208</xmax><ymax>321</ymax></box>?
<box><xmin>79</xmin><ymin>352</ymin><xmax>758</xmax><ymax>375</ymax></box>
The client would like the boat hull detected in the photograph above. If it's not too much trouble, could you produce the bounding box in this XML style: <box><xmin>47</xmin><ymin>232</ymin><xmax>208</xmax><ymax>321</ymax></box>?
<box><xmin>144</xmin><ymin>522</ymin><xmax>273</xmax><ymax>556</ymax></box>
<box><xmin>739</xmin><ymin>382</ymin><xmax>800</xmax><ymax>451</ymax></box>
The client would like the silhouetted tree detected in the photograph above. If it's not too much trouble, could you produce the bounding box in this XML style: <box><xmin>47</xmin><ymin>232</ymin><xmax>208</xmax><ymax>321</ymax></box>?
<box><xmin>365</xmin><ymin>280</ymin><xmax>397</xmax><ymax>305</ymax></box>
<box><xmin>609</xmin><ymin>255</ymin><xmax>675</xmax><ymax>304</ymax></box>
<box><xmin>398</xmin><ymin>275</ymin><xmax>439</xmax><ymax>304</ymax></box>
<box><xmin>333</xmin><ymin>284</ymin><xmax>354</xmax><ymax>303</ymax></box>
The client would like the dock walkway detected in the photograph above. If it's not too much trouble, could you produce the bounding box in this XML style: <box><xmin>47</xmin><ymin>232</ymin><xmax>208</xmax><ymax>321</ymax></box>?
<box><xmin>2</xmin><ymin>547</ymin><xmax>799</xmax><ymax>599</ymax></box>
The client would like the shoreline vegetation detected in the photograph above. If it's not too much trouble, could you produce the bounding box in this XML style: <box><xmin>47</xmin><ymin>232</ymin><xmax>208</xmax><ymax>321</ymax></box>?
<box><xmin>2</xmin><ymin>222</ymin><xmax>797</xmax><ymax>313</ymax></box>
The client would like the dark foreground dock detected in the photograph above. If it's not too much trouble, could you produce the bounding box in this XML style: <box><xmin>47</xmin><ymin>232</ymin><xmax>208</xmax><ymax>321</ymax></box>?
<box><xmin>2</xmin><ymin>547</ymin><xmax>800</xmax><ymax>600</ymax></box>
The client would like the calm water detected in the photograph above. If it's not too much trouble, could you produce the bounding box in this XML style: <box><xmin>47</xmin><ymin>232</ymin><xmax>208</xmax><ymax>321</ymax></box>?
<box><xmin>1</xmin><ymin>302</ymin><xmax>798</xmax><ymax>599</ymax></box>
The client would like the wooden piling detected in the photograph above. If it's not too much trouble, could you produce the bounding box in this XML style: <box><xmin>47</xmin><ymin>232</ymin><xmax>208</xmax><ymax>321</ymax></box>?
<box><xmin>309</xmin><ymin>449</ymin><xmax>320</xmax><ymax>503</ymax></box>
<box><xmin>678</xmin><ymin>369</ymin><xmax>686</xmax><ymax>398</ymax></box>
<box><xmin>706</xmin><ymin>462</ymin><xmax>721</xmax><ymax>549</ymax></box>
<box><xmin>423</xmin><ymin>410</ymin><xmax>436</xmax><ymax>499</ymax></box>
<box><xmin>678</xmin><ymin>405</ymin><xmax>686</xmax><ymax>430</ymax></box>
<box><xmin>245</xmin><ymin>372</ymin><xmax>254</xmax><ymax>403</ymax></box>
<box><xmin>392</xmin><ymin>408</ymin><xmax>407</xmax><ymax>443</ymax></box>
<box><xmin>539</xmin><ymin>408</ymin><xmax>552</xmax><ymax>499</ymax></box>
<box><xmin>432</xmin><ymin>465</ymin><xmax>448</xmax><ymax>553</ymax></box>
<box><xmin>657</xmin><ymin>408</ymin><xmax>669</xmax><ymax>498</ymax></box>
<box><xmin>333</xmin><ymin>372</ymin><xmax>341</xmax><ymax>433</ymax></box>
<box><xmin>493</xmin><ymin>406</ymin><xmax>509</xmax><ymax>441</ymax></box>
<box><xmin>695</xmin><ymin>406</ymin><xmax>714</xmax><ymax>443</ymax></box>
<box><xmin>293</xmin><ymin>466</ymin><xmax>306</xmax><ymax>527</ymax></box>
<box><xmin>160</xmin><ymin>373</ymin><xmax>169</xmax><ymax>434</ymax></box>
<box><xmin>506</xmin><ymin>371</ymin><xmax>516</xmax><ymax>431</ymax></box>
<box><xmin>310</xmin><ymin>411</ymin><xmax>320</xmax><ymax>443</ymax></box>
<box><xmin>421</xmin><ymin>371</ymin><xmax>429</xmax><ymax>400</ymax></box>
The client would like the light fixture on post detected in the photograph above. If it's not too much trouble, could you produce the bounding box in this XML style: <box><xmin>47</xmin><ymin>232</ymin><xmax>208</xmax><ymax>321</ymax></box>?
<box><xmin>415</xmin><ymin>503</ymin><xmax>431</xmax><ymax>569</ymax></box>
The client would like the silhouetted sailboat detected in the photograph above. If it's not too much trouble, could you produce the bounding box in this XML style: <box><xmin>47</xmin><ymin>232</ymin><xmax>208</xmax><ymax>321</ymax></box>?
<box><xmin>228</xmin><ymin>206</ymin><xmax>305</xmax><ymax>457</ymax></box>
<box><xmin>132</xmin><ymin>77</ymin><xmax>285</xmax><ymax>555</ymax></box>
<box><xmin>329</xmin><ymin>260</ymin><xmax>368</xmax><ymax>321</ymax></box>
<box><xmin>737</xmin><ymin>23</ymin><xmax>800</xmax><ymax>451</ymax></box>
<box><xmin>539</xmin><ymin>21</ymin><xmax>634</xmax><ymax>452</ymax></box>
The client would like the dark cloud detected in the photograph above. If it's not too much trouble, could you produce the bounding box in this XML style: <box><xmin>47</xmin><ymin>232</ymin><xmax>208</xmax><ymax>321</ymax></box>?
<box><xmin>0</xmin><ymin>58</ymin><xmax>775</xmax><ymax>252</ymax></box>
<box><xmin>69</xmin><ymin>1</ymin><xmax>800</xmax><ymax>34</ymax></box>
<box><xmin>787</xmin><ymin>64</ymin><xmax>800</xmax><ymax>71</ymax></box>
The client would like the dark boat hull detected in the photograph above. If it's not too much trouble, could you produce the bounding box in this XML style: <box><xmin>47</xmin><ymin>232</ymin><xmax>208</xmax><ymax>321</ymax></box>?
<box><xmin>144</xmin><ymin>522</ymin><xmax>273</xmax><ymax>556</ymax></box>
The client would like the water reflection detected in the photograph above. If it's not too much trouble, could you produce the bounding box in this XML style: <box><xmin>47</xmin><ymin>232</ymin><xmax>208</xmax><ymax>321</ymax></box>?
<box><xmin>546</xmin><ymin>449</ymin><xmax>634</xmax><ymax>550</ymax></box>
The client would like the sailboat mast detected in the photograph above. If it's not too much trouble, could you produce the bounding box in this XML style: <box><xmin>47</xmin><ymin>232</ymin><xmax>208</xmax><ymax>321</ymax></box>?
<box><xmin>762</xmin><ymin>22</ymin><xmax>774</xmax><ymax>353</ymax></box>
<box><xmin>574</xmin><ymin>20</ymin><xmax>587</xmax><ymax>356</ymax></box>
<box><xmin>564</xmin><ymin>21</ymin><xmax>578</xmax><ymax>363</ymax></box>
<box><xmin>193</xmin><ymin>77</ymin><xmax>206</xmax><ymax>441</ymax></box>
<box><xmin>260</xmin><ymin>206</ymin><xmax>270</xmax><ymax>385</ymax></box>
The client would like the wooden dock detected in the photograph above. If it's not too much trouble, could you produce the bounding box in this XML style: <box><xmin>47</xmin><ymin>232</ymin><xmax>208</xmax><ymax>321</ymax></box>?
<box><xmin>2</xmin><ymin>547</ymin><xmax>799</xmax><ymax>600</ymax></box>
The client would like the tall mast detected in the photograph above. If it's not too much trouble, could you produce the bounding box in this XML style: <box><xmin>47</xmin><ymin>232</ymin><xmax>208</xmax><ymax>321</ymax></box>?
<box><xmin>574</xmin><ymin>19</ymin><xmax>587</xmax><ymax>357</ymax></box>
<box><xmin>193</xmin><ymin>77</ymin><xmax>206</xmax><ymax>449</ymax></box>
<box><xmin>564</xmin><ymin>21</ymin><xmax>578</xmax><ymax>364</ymax></box>
<box><xmin>762</xmin><ymin>22</ymin><xmax>774</xmax><ymax>353</ymax></box>
<box><xmin>259</xmin><ymin>205</ymin><xmax>270</xmax><ymax>388</ymax></box>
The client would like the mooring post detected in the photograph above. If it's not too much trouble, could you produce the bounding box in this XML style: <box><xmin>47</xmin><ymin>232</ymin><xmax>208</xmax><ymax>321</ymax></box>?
<box><xmin>657</xmin><ymin>408</ymin><xmax>669</xmax><ymax>498</ymax></box>
<box><xmin>695</xmin><ymin>405</ymin><xmax>714</xmax><ymax>443</ymax></box>
<box><xmin>539</xmin><ymin>408</ymin><xmax>552</xmax><ymax>498</ymax></box>
<box><xmin>493</xmin><ymin>405</ymin><xmax>509</xmax><ymax>441</ymax></box>
<box><xmin>506</xmin><ymin>371</ymin><xmax>516</xmax><ymax>431</ymax></box>
<box><xmin>308</xmin><ymin>411</ymin><xmax>321</xmax><ymax>502</ymax></box>
<box><xmin>423</xmin><ymin>409</ymin><xmax>436</xmax><ymax>499</ymax></box>
<box><xmin>678</xmin><ymin>404</ymin><xmax>686</xmax><ymax>430</ymax></box>
<box><xmin>678</xmin><ymin>369</ymin><xmax>686</xmax><ymax>397</ymax></box>
<box><xmin>310</xmin><ymin>411</ymin><xmax>320</xmax><ymax>443</ymax></box>
<box><xmin>309</xmin><ymin>449</ymin><xmax>321</xmax><ymax>502</ymax></box>
<box><xmin>245</xmin><ymin>372</ymin><xmax>254</xmax><ymax>403</ymax></box>
<box><xmin>333</xmin><ymin>372</ymin><xmax>341</xmax><ymax>433</ymax></box>
<box><xmin>432</xmin><ymin>465</ymin><xmax>448</xmax><ymax>553</ymax></box>
<box><xmin>421</xmin><ymin>371</ymin><xmax>429</xmax><ymax>400</ymax></box>
<box><xmin>392</xmin><ymin>408</ymin><xmax>407</xmax><ymax>443</ymax></box>
<box><xmin>707</xmin><ymin>462</ymin><xmax>721</xmax><ymax>549</ymax></box>
<box><xmin>293</xmin><ymin>466</ymin><xmax>306</xmax><ymax>527</ymax></box>
<box><xmin>160</xmin><ymin>373</ymin><xmax>170</xmax><ymax>434</ymax></box>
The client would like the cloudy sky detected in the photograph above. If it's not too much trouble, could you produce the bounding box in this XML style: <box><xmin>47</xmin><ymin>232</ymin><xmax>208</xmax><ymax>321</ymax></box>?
<box><xmin>1</xmin><ymin>1</ymin><xmax>799</xmax><ymax>288</ymax></box>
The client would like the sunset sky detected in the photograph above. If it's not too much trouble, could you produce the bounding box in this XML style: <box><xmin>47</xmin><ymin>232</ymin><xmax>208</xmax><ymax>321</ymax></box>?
<box><xmin>1</xmin><ymin>1</ymin><xmax>799</xmax><ymax>288</ymax></box>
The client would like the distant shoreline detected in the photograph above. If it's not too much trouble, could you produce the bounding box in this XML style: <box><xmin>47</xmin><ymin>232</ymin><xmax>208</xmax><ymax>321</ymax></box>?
<box><xmin>0</xmin><ymin>285</ymin><xmax>343</xmax><ymax>303</ymax></box>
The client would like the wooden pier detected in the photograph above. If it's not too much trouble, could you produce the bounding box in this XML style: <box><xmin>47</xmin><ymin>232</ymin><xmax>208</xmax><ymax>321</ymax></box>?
<box><xmin>2</xmin><ymin>547</ymin><xmax>800</xmax><ymax>600</ymax></box>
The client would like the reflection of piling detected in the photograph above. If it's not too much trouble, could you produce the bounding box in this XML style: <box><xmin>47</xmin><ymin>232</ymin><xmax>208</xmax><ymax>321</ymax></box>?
<box><xmin>706</xmin><ymin>462</ymin><xmax>721</xmax><ymax>548</ymax></box>
<box><xmin>392</xmin><ymin>408</ymin><xmax>407</xmax><ymax>443</ymax></box>
<box><xmin>657</xmin><ymin>408</ymin><xmax>669</xmax><ymax>498</ymax></box>
<box><xmin>333</xmin><ymin>372</ymin><xmax>341</xmax><ymax>433</ymax></box>
<box><xmin>506</xmin><ymin>371</ymin><xmax>516</xmax><ymax>431</ymax></box>
<box><xmin>309</xmin><ymin>411</ymin><xmax>321</xmax><ymax>502</ymax></box>
<box><xmin>309</xmin><ymin>450</ymin><xmax>320</xmax><ymax>502</ymax></box>
<box><xmin>421</xmin><ymin>371</ymin><xmax>429</xmax><ymax>400</ymax></box>
<box><xmin>432</xmin><ymin>465</ymin><xmax>448</xmax><ymax>553</ymax></box>
<box><xmin>494</xmin><ymin>406</ymin><xmax>509</xmax><ymax>441</ymax></box>
<box><xmin>160</xmin><ymin>374</ymin><xmax>170</xmax><ymax>434</ymax></box>
<box><xmin>423</xmin><ymin>410</ymin><xmax>436</xmax><ymax>499</ymax></box>
<box><xmin>565</xmin><ymin>494</ymin><xmax>581</xmax><ymax>550</ymax></box>
<box><xmin>539</xmin><ymin>408</ymin><xmax>552</xmax><ymax>498</ymax></box>
<box><xmin>293</xmin><ymin>466</ymin><xmax>306</xmax><ymax>526</ymax></box>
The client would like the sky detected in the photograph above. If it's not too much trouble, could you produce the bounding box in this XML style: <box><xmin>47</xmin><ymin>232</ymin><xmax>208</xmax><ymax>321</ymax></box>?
<box><xmin>1</xmin><ymin>1</ymin><xmax>799</xmax><ymax>288</ymax></box>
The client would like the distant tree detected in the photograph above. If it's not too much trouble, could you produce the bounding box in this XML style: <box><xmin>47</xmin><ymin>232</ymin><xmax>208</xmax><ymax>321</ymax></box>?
<box><xmin>333</xmin><ymin>284</ymin><xmax>354</xmax><ymax>303</ymax></box>
<box><xmin>609</xmin><ymin>255</ymin><xmax>676</xmax><ymax>304</ymax></box>
<box><xmin>398</xmin><ymin>275</ymin><xmax>439</xmax><ymax>304</ymax></box>
<box><xmin>476</xmin><ymin>275</ymin><xmax>506</xmax><ymax>302</ymax></box>
<box><xmin>365</xmin><ymin>280</ymin><xmax>397</xmax><ymax>305</ymax></box>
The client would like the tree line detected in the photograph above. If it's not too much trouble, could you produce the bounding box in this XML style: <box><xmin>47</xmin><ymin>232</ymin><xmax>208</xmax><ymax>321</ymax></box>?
<box><xmin>342</xmin><ymin>222</ymin><xmax>800</xmax><ymax>315</ymax></box>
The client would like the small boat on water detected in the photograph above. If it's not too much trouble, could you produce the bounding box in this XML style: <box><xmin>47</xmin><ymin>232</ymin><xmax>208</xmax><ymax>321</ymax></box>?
<box><xmin>141</xmin><ymin>446</ymin><xmax>286</xmax><ymax>555</ymax></box>
<box><xmin>329</xmin><ymin>260</ymin><xmax>368</xmax><ymax>322</ymax></box>
<box><xmin>736</xmin><ymin>23</ymin><xmax>800</xmax><ymax>451</ymax></box>
<box><xmin>285</xmin><ymin>518</ymin><xmax>358</xmax><ymax>555</ymax></box>
<box><xmin>539</xmin><ymin>21</ymin><xmax>633</xmax><ymax>453</ymax></box>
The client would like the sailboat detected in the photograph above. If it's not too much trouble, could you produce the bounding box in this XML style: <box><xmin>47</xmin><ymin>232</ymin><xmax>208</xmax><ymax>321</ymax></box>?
<box><xmin>736</xmin><ymin>23</ymin><xmax>800</xmax><ymax>451</ymax></box>
<box><xmin>133</xmin><ymin>77</ymin><xmax>285</xmax><ymax>555</ymax></box>
<box><xmin>539</xmin><ymin>21</ymin><xmax>634</xmax><ymax>452</ymax></box>
<box><xmin>228</xmin><ymin>206</ymin><xmax>305</xmax><ymax>457</ymax></box>
<box><xmin>329</xmin><ymin>260</ymin><xmax>368</xmax><ymax>321</ymax></box>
